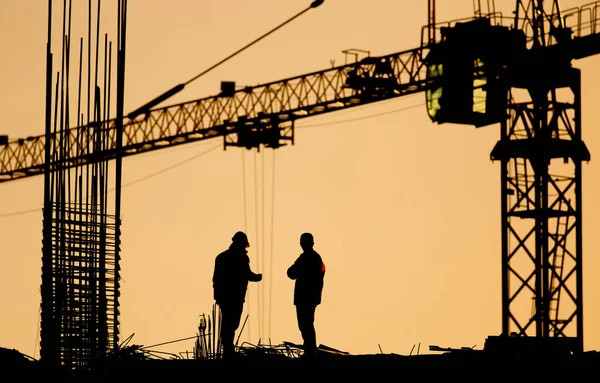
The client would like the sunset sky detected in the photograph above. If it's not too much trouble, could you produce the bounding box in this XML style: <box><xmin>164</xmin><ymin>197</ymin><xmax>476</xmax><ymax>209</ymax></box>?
<box><xmin>1</xmin><ymin>0</ymin><xmax>599</xmax><ymax>359</ymax></box>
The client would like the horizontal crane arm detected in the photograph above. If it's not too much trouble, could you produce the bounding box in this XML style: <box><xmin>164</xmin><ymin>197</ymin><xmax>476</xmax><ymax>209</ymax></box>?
<box><xmin>0</xmin><ymin>46</ymin><xmax>429</xmax><ymax>183</ymax></box>
<box><xmin>2</xmin><ymin>2</ymin><xmax>600</xmax><ymax>184</ymax></box>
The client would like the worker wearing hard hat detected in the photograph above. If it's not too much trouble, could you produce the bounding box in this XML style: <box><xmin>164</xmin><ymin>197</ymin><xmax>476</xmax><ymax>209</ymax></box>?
<box><xmin>213</xmin><ymin>231</ymin><xmax>262</xmax><ymax>359</ymax></box>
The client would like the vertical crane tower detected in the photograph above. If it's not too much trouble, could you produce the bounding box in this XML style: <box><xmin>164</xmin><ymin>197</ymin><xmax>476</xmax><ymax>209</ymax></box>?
<box><xmin>0</xmin><ymin>0</ymin><xmax>599</xmax><ymax>368</ymax></box>
<box><xmin>424</xmin><ymin>0</ymin><xmax>599</xmax><ymax>351</ymax></box>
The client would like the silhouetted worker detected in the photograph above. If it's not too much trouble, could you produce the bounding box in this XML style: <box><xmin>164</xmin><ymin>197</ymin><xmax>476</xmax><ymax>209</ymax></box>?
<box><xmin>213</xmin><ymin>231</ymin><xmax>262</xmax><ymax>359</ymax></box>
<box><xmin>287</xmin><ymin>232</ymin><xmax>326</xmax><ymax>358</ymax></box>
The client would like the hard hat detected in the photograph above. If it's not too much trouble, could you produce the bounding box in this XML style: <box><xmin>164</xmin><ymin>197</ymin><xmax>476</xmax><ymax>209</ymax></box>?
<box><xmin>232</xmin><ymin>231</ymin><xmax>250</xmax><ymax>247</ymax></box>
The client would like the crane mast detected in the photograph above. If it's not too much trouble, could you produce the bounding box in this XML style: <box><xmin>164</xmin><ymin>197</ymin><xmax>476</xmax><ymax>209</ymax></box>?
<box><xmin>425</xmin><ymin>0</ymin><xmax>599</xmax><ymax>351</ymax></box>
<box><xmin>492</xmin><ymin>0</ymin><xmax>598</xmax><ymax>349</ymax></box>
<box><xmin>2</xmin><ymin>0</ymin><xmax>599</xmax><ymax>368</ymax></box>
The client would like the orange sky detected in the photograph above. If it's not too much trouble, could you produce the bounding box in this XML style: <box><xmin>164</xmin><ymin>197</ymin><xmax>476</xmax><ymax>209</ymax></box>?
<box><xmin>1</xmin><ymin>0</ymin><xmax>599</xmax><ymax>358</ymax></box>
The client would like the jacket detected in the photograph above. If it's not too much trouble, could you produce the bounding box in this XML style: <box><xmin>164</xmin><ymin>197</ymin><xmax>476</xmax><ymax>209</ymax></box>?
<box><xmin>213</xmin><ymin>245</ymin><xmax>261</xmax><ymax>305</ymax></box>
<box><xmin>287</xmin><ymin>249</ymin><xmax>325</xmax><ymax>306</ymax></box>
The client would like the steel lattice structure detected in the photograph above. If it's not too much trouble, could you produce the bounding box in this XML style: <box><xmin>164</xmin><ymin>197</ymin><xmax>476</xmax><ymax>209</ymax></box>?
<box><xmin>0</xmin><ymin>47</ymin><xmax>429</xmax><ymax>182</ymax></box>
<box><xmin>489</xmin><ymin>1</ymin><xmax>598</xmax><ymax>352</ymax></box>
<box><xmin>2</xmin><ymin>0</ymin><xmax>600</xmax><ymax>367</ymax></box>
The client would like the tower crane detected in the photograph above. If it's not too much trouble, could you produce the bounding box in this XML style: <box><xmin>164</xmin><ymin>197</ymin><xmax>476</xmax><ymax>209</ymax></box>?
<box><xmin>1</xmin><ymin>0</ymin><xmax>599</xmax><ymax>368</ymax></box>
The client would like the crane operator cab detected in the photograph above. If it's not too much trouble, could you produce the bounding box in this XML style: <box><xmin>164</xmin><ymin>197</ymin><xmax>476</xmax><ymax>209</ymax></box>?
<box><xmin>424</xmin><ymin>17</ymin><xmax>526</xmax><ymax>128</ymax></box>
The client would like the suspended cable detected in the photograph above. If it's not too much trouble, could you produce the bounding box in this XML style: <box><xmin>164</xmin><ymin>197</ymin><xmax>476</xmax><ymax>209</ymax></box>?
<box><xmin>260</xmin><ymin>150</ymin><xmax>265</xmax><ymax>340</ymax></box>
<box><xmin>0</xmin><ymin>142</ymin><xmax>221</xmax><ymax>218</ymax></box>
<box><xmin>242</xmin><ymin>148</ymin><xmax>248</xmax><ymax>234</ymax></box>
<box><xmin>253</xmin><ymin>150</ymin><xmax>262</xmax><ymax>341</ymax></box>
<box><xmin>268</xmin><ymin>151</ymin><xmax>276</xmax><ymax>339</ymax></box>
<box><xmin>0</xmin><ymin>101</ymin><xmax>419</xmax><ymax>219</ymax></box>
<box><xmin>241</xmin><ymin>149</ymin><xmax>250</xmax><ymax>342</ymax></box>
<box><xmin>0</xmin><ymin>207</ymin><xmax>42</xmax><ymax>218</ymax></box>
<box><xmin>297</xmin><ymin>102</ymin><xmax>424</xmax><ymax>129</ymax></box>
<box><xmin>116</xmin><ymin>144</ymin><xmax>221</xmax><ymax>189</ymax></box>
<box><xmin>241</xmin><ymin>149</ymin><xmax>276</xmax><ymax>344</ymax></box>
<box><xmin>127</xmin><ymin>0</ymin><xmax>325</xmax><ymax>120</ymax></box>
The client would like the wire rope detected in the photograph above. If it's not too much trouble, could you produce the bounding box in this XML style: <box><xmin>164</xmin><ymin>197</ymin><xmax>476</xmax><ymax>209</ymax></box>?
<box><xmin>0</xmin><ymin>102</ymin><xmax>425</xmax><ymax>217</ymax></box>
<box><xmin>268</xmin><ymin>151</ymin><xmax>276</xmax><ymax>340</ymax></box>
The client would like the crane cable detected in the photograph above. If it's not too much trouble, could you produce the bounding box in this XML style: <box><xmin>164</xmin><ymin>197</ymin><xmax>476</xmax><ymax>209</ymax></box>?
<box><xmin>241</xmin><ymin>148</ymin><xmax>276</xmax><ymax>345</ymax></box>
<box><xmin>268</xmin><ymin>152</ymin><xmax>276</xmax><ymax>344</ymax></box>
<box><xmin>0</xmin><ymin>101</ymin><xmax>424</xmax><ymax>219</ymax></box>
<box><xmin>127</xmin><ymin>0</ymin><xmax>325</xmax><ymax>120</ymax></box>
<box><xmin>236</xmin><ymin>100</ymin><xmax>425</xmax><ymax>345</ymax></box>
